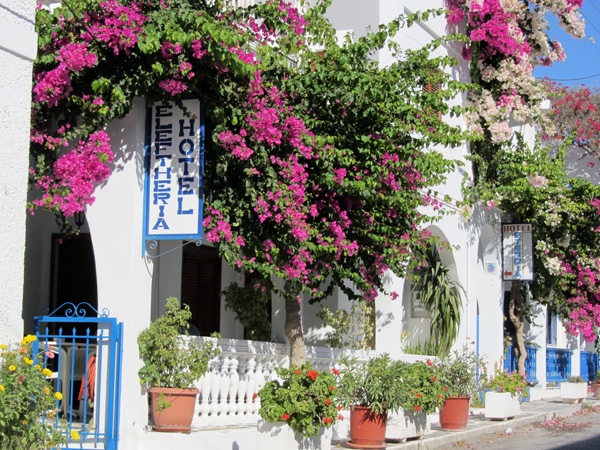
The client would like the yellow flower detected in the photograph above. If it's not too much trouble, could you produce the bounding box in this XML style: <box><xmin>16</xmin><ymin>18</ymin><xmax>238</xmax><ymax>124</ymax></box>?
<box><xmin>55</xmin><ymin>392</ymin><xmax>63</xmax><ymax>400</ymax></box>
<box><xmin>0</xmin><ymin>344</ymin><xmax>6</xmax><ymax>350</ymax></box>
<box><xmin>44</xmin><ymin>387</ymin><xmax>50</xmax><ymax>395</ymax></box>
<box><xmin>48</xmin><ymin>411</ymin><xmax>56</xmax><ymax>418</ymax></box>
<box><xmin>43</xmin><ymin>368</ymin><xmax>53</xmax><ymax>377</ymax></box>
<box><xmin>23</xmin><ymin>357</ymin><xmax>33</xmax><ymax>365</ymax></box>
<box><xmin>0</xmin><ymin>385</ymin><xmax>5</xmax><ymax>392</ymax></box>
<box><xmin>22</xmin><ymin>420</ymin><xmax>27</xmax><ymax>425</ymax></box>
<box><xmin>34</xmin><ymin>364</ymin><xmax>41</xmax><ymax>371</ymax></box>
<box><xmin>24</xmin><ymin>335</ymin><xmax>36</xmax><ymax>343</ymax></box>
<box><xmin>70</xmin><ymin>430</ymin><xmax>80</xmax><ymax>441</ymax></box>
<box><xmin>20</xmin><ymin>340</ymin><xmax>26</xmax><ymax>346</ymax></box>
<box><xmin>8</xmin><ymin>365</ymin><xmax>16</xmax><ymax>371</ymax></box>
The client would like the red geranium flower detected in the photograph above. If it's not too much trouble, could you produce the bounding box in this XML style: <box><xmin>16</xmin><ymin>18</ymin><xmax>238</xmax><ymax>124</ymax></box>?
<box><xmin>331</xmin><ymin>368</ymin><xmax>340</xmax><ymax>375</ymax></box>
<box><xmin>325</xmin><ymin>398</ymin><xmax>331</xmax><ymax>406</ymax></box>
<box><xmin>307</xmin><ymin>370</ymin><xmax>318</xmax><ymax>380</ymax></box>
<box><xmin>415</xmin><ymin>393</ymin><xmax>421</xmax><ymax>398</ymax></box>
<box><xmin>414</xmin><ymin>405</ymin><xmax>421</xmax><ymax>411</ymax></box>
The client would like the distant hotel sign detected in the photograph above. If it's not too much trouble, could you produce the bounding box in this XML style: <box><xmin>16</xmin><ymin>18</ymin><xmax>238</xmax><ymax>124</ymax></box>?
<box><xmin>502</xmin><ymin>223</ymin><xmax>534</xmax><ymax>281</ymax></box>
<box><xmin>143</xmin><ymin>99</ymin><xmax>204</xmax><ymax>241</ymax></box>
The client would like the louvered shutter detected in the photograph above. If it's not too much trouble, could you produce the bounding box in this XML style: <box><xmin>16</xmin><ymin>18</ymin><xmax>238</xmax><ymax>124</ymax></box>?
<box><xmin>181</xmin><ymin>244</ymin><xmax>222</xmax><ymax>336</ymax></box>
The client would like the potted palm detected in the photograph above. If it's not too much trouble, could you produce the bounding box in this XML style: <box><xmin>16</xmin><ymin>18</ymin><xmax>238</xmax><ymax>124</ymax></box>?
<box><xmin>592</xmin><ymin>370</ymin><xmax>600</xmax><ymax>400</ymax></box>
<box><xmin>481</xmin><ymin>366</ymin><xmax>528</xmax><ymax>420</ymax></box>
<box><xmin>137</xmin><ymin>297</ymin><xmax>220</xmax><ymax>432</ymax></box>
<box><xmin>256</xmin><ymin>362</ymin><xmax>339</xmax><ymax>450</ymax></box>
<box><xmin>337</xmin><ymin>354</ymin><xmax>405</xmax><ymax>448</ymax></box>
<box><xmin>386</xmin><ymin>359</ymin><xmax>445</xmax><ymax>443</ymax></box>
<box><xmin>436</xmin><ymin>347</ymin><xmax>483</xmax><ymax>431</ymax></box>
<box><xmin>560</xmin><ymin>376</ymin><xmax>588</xmax><ymax>404</ymax></box>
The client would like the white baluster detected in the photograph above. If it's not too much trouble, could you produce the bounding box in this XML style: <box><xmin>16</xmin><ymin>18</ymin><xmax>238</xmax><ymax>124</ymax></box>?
<box><xmin>253</xmin><ymin>356</ymin><xmax>265</xmax><ymax>414</ymax></box>
<box><xmin>209</xmin><ymin>357</ymin><xmax>222</xmax><ymax>417</ymax></box>
<box><xmin>244</xmin><ymin>356</ymin><xmax>257</xmax><ymax>416</ymax></box>
<box><xmin>236</xmin><ymin>356</ymin><xmax>249</xmax><ymax>416</ymax></box>
<box><xmin>198</xmin><ymin>368</ymin><xmax>212</xmax><ymax>418</ymax></box>
<box><xmin>218</xmin><ymin>356</ymin><xmax>231</xmax><ymax>416</ymax></box>
<box><xmin>227</xmin><ymin>356</ymin><xmax>240</xmax><ymax>416</ymax></box>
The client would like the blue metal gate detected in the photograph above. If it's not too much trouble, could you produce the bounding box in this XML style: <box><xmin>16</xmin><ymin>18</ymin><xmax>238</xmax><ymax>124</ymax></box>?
<box><xmin>33</xmin><ymin>302</ymin><xmax>123</xmax><ymax>450</ymax></box>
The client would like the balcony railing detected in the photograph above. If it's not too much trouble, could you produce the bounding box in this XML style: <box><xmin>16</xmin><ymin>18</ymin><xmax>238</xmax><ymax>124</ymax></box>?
<box><xmin>503</xmin><ymin>344</ymin><xmax>538</xmax><ymax>383</ymax></box>
<box><xmin>546</xmin><ymin>348</ymin><xmax>571</xmax><ymax>383</ymax></box>
<box><xmin>580</xmin><ymin>351</ymin><xmax>599</xmax><ymax>382</ymax></box>
<box><xmin>188</xmin><ymin>337</ymin><xmax>430</xmax><ymax>427</ymax></box>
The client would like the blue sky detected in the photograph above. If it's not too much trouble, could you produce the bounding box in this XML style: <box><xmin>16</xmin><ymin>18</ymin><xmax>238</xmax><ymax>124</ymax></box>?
<box><xmin>533</xmin><ymin>2</ymin><xmax>600</xmax><ymax>88</ymax></box>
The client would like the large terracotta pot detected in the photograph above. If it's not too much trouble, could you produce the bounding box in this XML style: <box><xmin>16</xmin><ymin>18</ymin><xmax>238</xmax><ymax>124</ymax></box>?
<box><xmin>438</xmin><ymin>396</ymin><xmax>470</xmax><ymax>431</ymax></box>
<box><xmin>149</xmin><ymin>387</ymin><xmax>199</xmax><ymax>432</ymax></box>
<box><xmin>347</xmin><ymin>405</ymin><xmax>387</xmax><ymax>449</ymax></box>
<box><xmin>592</xmin><ymin>383</ymin><xmax>600</xmax><ymax>400</ymax></box>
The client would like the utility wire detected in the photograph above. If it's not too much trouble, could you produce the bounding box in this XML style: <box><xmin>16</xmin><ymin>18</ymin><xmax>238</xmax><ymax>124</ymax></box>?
<box><xmin>535</xmin><ymin>73</ymin><xmax>600</xmax><ymax>81</ymax></box>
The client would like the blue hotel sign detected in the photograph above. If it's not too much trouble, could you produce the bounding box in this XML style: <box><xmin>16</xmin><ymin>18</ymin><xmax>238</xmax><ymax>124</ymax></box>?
<box><xmin>143</xmin><ymin>99</ymin><xmax>204</xmax><ymax>242</ymax></box>
<box><xmin>502</xmin><ymin>223</ymin><xmax>534</xmax><ymax>281</ymax></box>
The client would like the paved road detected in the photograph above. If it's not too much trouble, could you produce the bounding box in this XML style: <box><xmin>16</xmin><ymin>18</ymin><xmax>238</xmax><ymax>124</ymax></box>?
<box><xmin>442</xmin><ymin>405</ymin><xmax>600</xmax><ymax>449</ymax></box>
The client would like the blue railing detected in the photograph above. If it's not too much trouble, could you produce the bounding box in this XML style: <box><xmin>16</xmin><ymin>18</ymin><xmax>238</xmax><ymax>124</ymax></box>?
<box><xmin>546</xmin><ymin>348</ymin><xmax>571</xmax><ymax>383</ymax></box>
<box><xmin>503</xmin><ymin>344</ymin><xmax>538</xmax><ymax>383</ymax></box>
<box><xmin>580</xmin><ymin>351</ymin><xmax>599</xmax><ymax>382</ymax></box>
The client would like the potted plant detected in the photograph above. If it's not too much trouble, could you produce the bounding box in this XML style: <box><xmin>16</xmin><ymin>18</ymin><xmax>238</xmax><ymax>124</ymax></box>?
<box><xmin>560</xmin><ymin>376</ymin><xmax>587</xmax><ymax>404</ymax></box>
<box><xmin>337</xmin><ymin>354</ymin><xmax>405</xmax><ymax>448</ymax></box>
<box><xmin>256</xmin><ymin>362</ymin><xmax>339</xmax><ymax>450</ymax></box>
<box><xmin>481</xmin><ymin>366</ymin><xmax>528</xmax><ymax>420</ymax></box>
<box><xmin>137</xmin><ymin>297</ymin><xmax>220</xmax><ymax>432</ymax></box>
<box><xmin>591</xmin><ymin>370</ymin><xmax>600</xmax><ymax>400</ymax></box>
<box><xmin>436</xmin><ymin>347</ymin><xmax>483</xmax><ymax>431</ymax></box>
<box><xmin>386</xmin><ymin>359</ymin><xmax>445</xmax><ymax>443</ymax></box>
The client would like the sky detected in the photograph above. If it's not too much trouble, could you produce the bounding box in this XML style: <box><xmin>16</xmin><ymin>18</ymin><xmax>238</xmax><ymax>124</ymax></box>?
<box><xmin>533</xmin><ymin>1</ymin><xmax>600</xmax><ymax>88</ymax></box>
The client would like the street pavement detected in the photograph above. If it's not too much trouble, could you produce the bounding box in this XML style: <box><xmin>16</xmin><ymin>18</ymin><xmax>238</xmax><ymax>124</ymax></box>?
<box><xmin>335</xmin><ymin>395</ymin><xmax>600</xmax><ymax>449</ymax></box>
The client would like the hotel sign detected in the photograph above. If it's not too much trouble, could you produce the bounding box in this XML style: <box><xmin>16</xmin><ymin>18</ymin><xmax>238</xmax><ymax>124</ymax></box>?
<box><xmin>143</xmin><ymin>99</ymin><xmax>204</xmax><ymax>241</ymax></box>
<box><xmin>502</xmin><ymin>223</ymin><xmax>534</xmax><ymax>281</ymax></box>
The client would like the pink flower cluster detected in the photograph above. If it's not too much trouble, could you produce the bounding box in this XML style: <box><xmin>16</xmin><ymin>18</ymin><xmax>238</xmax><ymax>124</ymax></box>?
<box><xmin>82</xmin><ymin>0</ymin><xmax>147</xmax><ymax>55</ymax></box>
<box><xmin>34</xmin><ymin>43</ymin><xmax>97</xmax><ymax>107</ymax></box>
<box><xmin>33</xmin><ymin>131</ymin><xmax>114</xmax><ymax>216</ymax></box>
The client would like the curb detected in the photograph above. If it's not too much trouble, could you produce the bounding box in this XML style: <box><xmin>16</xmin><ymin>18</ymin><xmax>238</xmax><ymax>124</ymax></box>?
<box><xmin>380</xmin><ymin>400</ymin><xmax>588</xmax><ymax>450</ymax></box>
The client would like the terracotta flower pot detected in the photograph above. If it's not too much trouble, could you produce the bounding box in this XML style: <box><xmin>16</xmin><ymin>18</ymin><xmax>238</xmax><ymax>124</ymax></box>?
<box><xmin>439</xmin><ymin>396</ymin><xmax>470</xmax><ymax>431</ymax></box>
<box><xmin>591</xmin><ymin>383</ymin><xmax>600</xmax><ymax>400</ymax></box>
<box><xmin>348</xmin><ymin>405</ymin><xmax>387</xmax><ymax>449</ymax></box>
<box><xmin>149</xmin><ymin>387</ymin><xmax>199</xmax><ymax>432</ymax></box>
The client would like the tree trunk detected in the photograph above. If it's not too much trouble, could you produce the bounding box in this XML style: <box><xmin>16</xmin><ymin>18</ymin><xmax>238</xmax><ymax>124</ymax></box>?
<box><xmin>284</xmin><ymin>283</ymin><xmax>307</xmax><ymax>367</ymax></box>
<box><xmin>508</xmin><ymin>281</ymin><xmax>526</xmax><ymax>375</ymax></box>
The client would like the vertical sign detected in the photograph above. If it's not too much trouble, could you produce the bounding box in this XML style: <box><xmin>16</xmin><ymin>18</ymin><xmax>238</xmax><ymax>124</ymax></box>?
<box><xmin>502</xmin><ymin>223</ymin><xmax>534</xmax><ymax>281</ymax></box>
<box><xmin>143</xmin><ymin>99</ymin><xmax>204</xmax><ymax>241</ymax></box>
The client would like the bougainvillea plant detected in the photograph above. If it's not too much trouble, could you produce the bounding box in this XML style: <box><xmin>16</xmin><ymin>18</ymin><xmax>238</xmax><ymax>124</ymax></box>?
<box><xmin>446</xmin><ymin>0</ymin><xmax>585</xmax><ymax>144</ymax></box>
<box><xmin>543</xmin><ymin>82</ymin><xmax>600</xmax><ymax>158</ymax></box>
<box><xmin>32</xmin><ymin>0</ymin><xmax>469</xmax><ymax>365</ymax></box>
<box><xmin>445</xmin><ymin>1</ymin><xmax>600</xmax><ymax>371</ymax></box>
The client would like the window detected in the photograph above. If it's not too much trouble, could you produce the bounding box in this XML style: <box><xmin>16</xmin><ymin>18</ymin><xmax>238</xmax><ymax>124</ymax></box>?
<box><xmin>547</xmin><ymin>311</ymin><xmax>558</xmax><ymax>346</ymax></box>
<box><xmin>180</xmin><ymin>244</ymin><xmax>222</xmax><ymax>336</ymax></box>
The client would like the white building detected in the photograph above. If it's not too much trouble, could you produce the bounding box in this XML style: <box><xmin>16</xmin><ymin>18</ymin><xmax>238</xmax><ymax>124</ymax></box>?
<box><xmin>7</xmin><ymin>1</ymin><xmax>597</xmax><ymax>449</ymax></box>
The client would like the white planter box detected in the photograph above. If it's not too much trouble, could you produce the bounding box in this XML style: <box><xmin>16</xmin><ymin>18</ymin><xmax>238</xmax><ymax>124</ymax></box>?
<box><xmin>484</xmin><ymin>392</ymin><xmax>520</xmax><ymax>420</ymax></box>
<box><xmin>385</xmin><ymin>410</ymin><xmax>429</xmax><ymax>442</ymax></box>
<box><xmin>560</xmin><ymin>382</ymin><xmax>588</xmax><ymax>404</ymax></box>
<box><xmin>256</xmin><ymin>419</ymin><xmax>332</xmax><ymax>450</ymax></box>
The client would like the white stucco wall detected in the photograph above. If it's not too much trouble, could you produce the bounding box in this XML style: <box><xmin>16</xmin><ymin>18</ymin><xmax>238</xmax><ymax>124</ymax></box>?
<box><xmin>0</xmin><ymin>0</ymin><xmax>37</xmax><ymax>344</ymax></box>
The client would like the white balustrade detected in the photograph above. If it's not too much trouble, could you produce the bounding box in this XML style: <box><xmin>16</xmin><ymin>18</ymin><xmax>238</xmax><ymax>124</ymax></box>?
<box><xmin>190</xmin><ymin>336</ymin><xmax>428</xmax><ymax>428</ymax></box>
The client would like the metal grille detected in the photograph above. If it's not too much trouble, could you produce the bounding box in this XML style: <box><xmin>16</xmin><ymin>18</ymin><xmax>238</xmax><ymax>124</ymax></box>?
<box><xmin>33</xmin><ymin>302</ymin><xmax>123</xmax><ymax>450</ymax></box>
